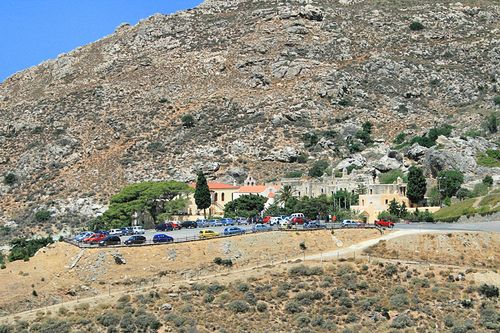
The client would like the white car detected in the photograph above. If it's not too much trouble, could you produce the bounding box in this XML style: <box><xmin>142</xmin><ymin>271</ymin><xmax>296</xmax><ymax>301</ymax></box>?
<box><xmin>131</xmin><ymin>226</ymin><xmax>145</xmax><ymax>234</ymax></box>
<box><xmin>109</xmin><ymin>229</ymin><xmax>123</xmax><ymax>236</ymax></box>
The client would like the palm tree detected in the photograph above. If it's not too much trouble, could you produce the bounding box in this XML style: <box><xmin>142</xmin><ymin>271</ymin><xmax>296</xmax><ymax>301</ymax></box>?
<box><xmin>276</xmin><ymin>185</ymin><xmax>296</xmax><ymax>208</ymax></box>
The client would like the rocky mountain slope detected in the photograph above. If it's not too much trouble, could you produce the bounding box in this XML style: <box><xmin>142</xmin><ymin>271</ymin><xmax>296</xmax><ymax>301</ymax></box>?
<box><xmin>0</xmin><ymin>0</ymin><xmax>499</xmax><ymax>226</ymax></box>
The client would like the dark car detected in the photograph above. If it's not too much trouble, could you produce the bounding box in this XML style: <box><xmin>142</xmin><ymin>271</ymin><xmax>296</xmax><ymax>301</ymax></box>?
<box><xmin>99</xmin><ymin>235</ymin><xmax>121</xmax><ymax>246</ymax></box>
<box><xmin>181</xmin><ymin>221</ymin><xmax>197</xmax><ymax>229</ymax></box>
<box><xmin>155</xmin><ymin>223</ymin><xmax>174</xmax><ymax>231</ymax></box>
<box><xmin>153</xmin><ymin>234</ymin><xmax>174</xmax><ymax>243</ymax></box>
<box><xmin>124</xmin><ymin>235</ymin><xmax>146</xmax><ymax>245</ymax></box>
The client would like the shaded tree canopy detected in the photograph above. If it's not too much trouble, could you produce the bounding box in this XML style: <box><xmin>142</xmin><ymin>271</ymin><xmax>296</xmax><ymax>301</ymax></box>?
<box><xmin>224</xmin><ymin>194</ymin><xmax>267</xmax><ymax>218</ymax></box>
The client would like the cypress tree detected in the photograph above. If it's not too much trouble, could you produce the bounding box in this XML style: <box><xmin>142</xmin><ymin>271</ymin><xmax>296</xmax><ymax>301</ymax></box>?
<box><xmin>407</xmin><ymin>166</ymin><xmax>426</xmax><ymax>205</ymax></box>
<box><xmin>194</xmin><ymin>172</ymin><xmax>211</xmax><ymax>218</ymax></box>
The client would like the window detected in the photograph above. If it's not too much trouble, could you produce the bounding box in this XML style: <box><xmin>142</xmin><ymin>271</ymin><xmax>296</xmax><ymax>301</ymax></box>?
<box><xmin>385</xmin><ymin>199</ymin><xmax>388</xmax><ymax>204</ymax></box>
<box><xmin>370</xmin><ymin>189</ymin><xmax>373</xmax><ymax>195</ymax></box>
<box><xmin>214</xmin><ymin>193</ymin><xmax>218</xmax><ymax>202</ymax></box>
<box><xmin>222</xmin><ymin>193</ymin><xmax>225</xmax><ymax>202</ymax></box>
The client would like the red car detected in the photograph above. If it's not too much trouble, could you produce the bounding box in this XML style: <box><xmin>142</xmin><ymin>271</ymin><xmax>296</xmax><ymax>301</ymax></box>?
<box><xmin>291</xmin><ymin>217</ymin><xmax>306</xmax><ymax>225</ymax></box>
<box><xmin>262</xmin><ymin>216</ymin><xmax>272</xmax><ymax>224</ymax></box>
<box><xmin>375</xmin><ymin>219</ymin><xmax>395</xmax><ymax>228</ymax></box>
<box><xmin>84</xmin><ymin>233</ymin><xmax>107</xmax><ymax>244</ymax></box>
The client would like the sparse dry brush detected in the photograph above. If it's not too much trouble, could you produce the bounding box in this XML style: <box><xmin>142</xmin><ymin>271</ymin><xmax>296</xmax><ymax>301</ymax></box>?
<box><xmin>1</xmin><ymin>261</ymin><xmax>498</xmax><ymax>332</ymax></box>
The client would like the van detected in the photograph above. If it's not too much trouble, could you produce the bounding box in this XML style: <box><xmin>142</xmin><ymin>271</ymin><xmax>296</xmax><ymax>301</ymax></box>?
<box><xmin>291</xmin><ymin>213</ymin><xmax>305</xmax><ymax>219</ymax></box>
<box><xmin>109</xmin><ymin>229</ymin><xmax>122</xmax><ymax>236</ymax></box>
<box><xmin>131</xmin><ymin>226</ymin><xmax>145</xmax><ymax>235</ymax></box>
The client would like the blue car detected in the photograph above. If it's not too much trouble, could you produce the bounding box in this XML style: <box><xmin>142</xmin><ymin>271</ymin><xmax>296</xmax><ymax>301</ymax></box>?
<box><xmin>196</xmin><ymin>219</ymin><xmax>209</xmax><ymax>228</ymax></box>
<box><xmin>252</xmin><ymin>224</ymin><xmax>272</xmax><ymax>232</ymax></box>
<box><xmin>223</xmin><ymin>227</ymin><xmax>246</xmax><ymax>236</ymax></box>
<box><xmin>304</xmin><ymin>221</ymin><xmax>327</xmax><ymax>229</ymax></box>
<box><xmin>74</xmin><ymin>231</ymin><xmax>93</xmax><ymax>242</ymax></box>
<box><xmin>220</xmin><ymin>218</ymin><xmax>234</xmax><ymax>226</ymax></box>
<box><xmin>153</xmin><ymin>234</ymin><xmax>174</xmax><ymax>243</ymax></box>
<box><xmin>208</xmin><ymin>219</ymin><xmax>223</xmax><ymax>227</ymax></box>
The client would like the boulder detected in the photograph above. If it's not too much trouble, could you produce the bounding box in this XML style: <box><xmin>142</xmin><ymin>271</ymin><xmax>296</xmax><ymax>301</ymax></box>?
<box><xmin>337</xmin><ymin>154</ymin><xmax>366</xmax><ymax>169</ymax></box>
<box><xmin>300</xmin><ymin>5</ymin><xmax>324</xmax><ymax>21</ymax></box>
<box><xmin>405</xmin><ymin>143</ymin><xmax>428</xmax><ymax>161</ymax></box>
<box><xmin>373</xmin><ymin>156</ymin><xmax>402</xmax><ymax>172</ymax></box>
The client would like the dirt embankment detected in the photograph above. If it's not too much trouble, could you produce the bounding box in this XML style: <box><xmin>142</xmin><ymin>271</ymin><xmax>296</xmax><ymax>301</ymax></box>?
<box><xmin>0</xmin><ymin>229</ymin><xmax>382</xmax><ymax>314</ymax></box>
<box><xmin>364</xmin><ymin>232</ymin><xmax>500</xmax><ymax>269</ymax></box>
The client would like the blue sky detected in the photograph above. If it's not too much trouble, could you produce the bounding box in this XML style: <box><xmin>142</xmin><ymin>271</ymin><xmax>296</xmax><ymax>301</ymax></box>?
<box><xmin>0</xmin><ymin>0</ymin><xmax>203</xmax><ymax>82</ymax></box>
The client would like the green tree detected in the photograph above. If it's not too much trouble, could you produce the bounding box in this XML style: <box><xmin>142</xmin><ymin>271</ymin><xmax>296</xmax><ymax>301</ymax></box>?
<box><xmin>275</xmin><ymin>185</ymin><xmax>296</xmax><ymax>209</ymax></box>
<box><xmin>308</xmin><ymin>160</ymin><xmax>329</xmax><ymax>178</ymax></box>
<box><xmin>99</xmin><ymin>181</ymin><xmax>192</xmax><ymax>228</ymax></box>
<box><xmin>34</xmin><ymin>210</ymin><xmax>51</xmax><ymax>222</ymax></box>
<box><xmin>399</xmin><ymin>202</ymin><xmax>408</xmax><ymax>218</ymax></box>
<box><xmin>409</xmin><ymin>21</ymin><xmax>424</xmax><ymax>31</ymax></box>
<box><xmin>362</xmin><ymin>121</ymin><xmax>373</xmax><ymax>134</ymax></box>
<box><xmin>388</xmin><ymin>199</ymin><xmax>401</xmax><ymax>216</ymax></box>
<box><xmin>407</xmin><ymin>166</ymin><xmax>426</xmax><ymax>205</ymax></box>
<box><xmin>482</xmin><ymin>175</ymin><xmax>493</xmax><ymax>187</ymax></box>
<box><xmin>294</xmin><ymin>195</ymin><xmax>331</xmax><ymax>219</ymax></box>
<box><xmin>194</xmin><ymin>172</ymin><xmax>211</xmax><ymax>219</ymax></box>
<box><xmin>181</xmin><ymin>114</ymin><xmax>195</xmax><ymax>128</ymax></box>
<box><xmin>224</xmin><ymin>194</ymin><xmax>267</xmax><ymax>218</ymax></box>
<box><xmin>427</xmin><ymin>186</ymin><xmax>440</xmax><ymax>206</ymax></box>
<box><xmin>438</xmin><ymin>170</ymin><xmax>464</xmax><ymax>199</ymax></box>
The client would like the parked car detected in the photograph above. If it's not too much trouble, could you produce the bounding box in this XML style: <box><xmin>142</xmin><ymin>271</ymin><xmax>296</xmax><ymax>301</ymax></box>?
<box><xmin>220</xmin><ymin>218</ymin><xmax>235</xmax><ymax>226</ymax></box>
<box><xmin>109</xmin><ymin>229</ymin><xmax>122</xmax><ymax>236</ymax></box>
<box><xmin>153</xmin><ymin>234</ymin><xmax>174</xmax><ymax>243</ymax></box>
<box><xmin>124</xmin><ymin>235</ymin><xmax>146</xmax><ymax>245</ymax></box>
<box><xmin>291</xmin><ymin>213</ymin><xmax>305</xmax><ymax>219</ymax></box>
<box><xmin>341</xmin><ymin>220</ymin><xmax>365</xmax><ymax>228</ymax></box>
<box><xmin>199</xmin><ymin>230</ymin><xmax>220</xmax><ymax>239</ymax></box>
<box><xmin>181</xmin><ymin>221</ymin><xmax>197</xmax><ymax>229</ymax></box>
<box><xmin>291</xmin><ymin>217</ymin><xmax>306</xmax><ymax>225</ymax></box>
<box><xmin>252</xmin><ymin>224</ymin><xmax>272</xmax><ymax>232</ymax></box>
<box><xmin>235</xmin><ymin>217</ymin><xmax>248</xmax><ymax>225</ymax></box>
<box><xmin>74</xmin><ymin>231</ymin><xmax>93</xmax><ymax>242</ymax></box>
<box><xmin>208</xmin><ymin>219</ymin><xmax>223</xmax><ymax>227</ymax></box>
<box><xmin>131</xmin><ymin>226</ymin><xmax>145</xmax><ymax>235</ymax></box>
<box><xmin>99</xmin><ymin>235</ymin><xmax>121</xmax><ymax>246</ymax></box>
<box><xmin>84</xmin><ymin>233</ymin><xmax>107</xmax><ymax>244</ymax></box>
<box><xmin>196</xmin><ymin>219</ymin><xmax>210</xmax><ymax>228</ymax></box>
<box><xmin>279</xmin><ymin>219</ymin><xmax>291</xmax><ymax>229</ymax></box>
<box><xmin>303</xmin><ymin>221</ymin><xmax>326</xmax><ymax>229</ymax></box>
<box><xmin>375</xmin><ymin>219</ymin><xmax>395</xmax><ymax>228</ymax></box>
<box><xmin>262</xmin><ymin>216</ymin><xmax>272</xmax><ymax>224</ymax></box>
<box><xmin>155</xmin><ymin>223</ymin><xmax>174</xmax><ymax>231</ymax></box>
<box><xmin>121</xmin><ymin>227</ymin><xmax>134</xmax><ymax>236</ymax></box>
<box><xmin>223</xmin><ymin>227</ymin><xmax>246</xmax><ymax>236</ymax></box>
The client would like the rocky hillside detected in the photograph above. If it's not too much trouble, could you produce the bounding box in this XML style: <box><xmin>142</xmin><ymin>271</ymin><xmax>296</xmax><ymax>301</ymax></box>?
<box><xmin>0</xmin><ymin>0</ymin><xmax>499</xmax><ymax>226</ymax></box>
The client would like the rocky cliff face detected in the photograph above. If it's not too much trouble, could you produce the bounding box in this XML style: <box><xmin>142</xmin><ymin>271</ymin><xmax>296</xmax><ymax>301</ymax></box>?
<box><xmin>0</xmin><ymin>0</ymin><xmax>498</xmax><ymax>226</ymax></box>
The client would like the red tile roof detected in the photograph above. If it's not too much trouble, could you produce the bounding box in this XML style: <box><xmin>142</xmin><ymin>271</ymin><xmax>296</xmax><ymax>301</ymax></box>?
<box><xmin>237</xmin><ymin>185</ymin><xmax>267</xmax><ymax>193</ymax></box>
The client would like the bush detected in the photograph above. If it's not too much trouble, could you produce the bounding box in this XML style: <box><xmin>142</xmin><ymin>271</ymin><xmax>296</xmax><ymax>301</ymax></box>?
<box><xmin>297</xmin><ymin>153</ymin><xmax>309</xmax><ymax>164</ymax></box>
<box><xmin>285</xmin><ymin>301</ymin><xmax>303</xmax><ymax>314</ymax></box>
<box><xmin>97</xmin><ymin>312</ymin><xmax>120</xmax><ymax>327</ymax></box>
<box><xmin>456</xmin><ymin>188</ymin><xmax>473</xmax><ymax>200</ymax></box>
<box><xmin>288</xmin><ymin>265</ymin><xmax>323</xmax><ymax>276</ymax></box>
<box><xmin>295</xmin><ymin>314</ymin><xmax>312</xmax><ymax>327</ymax></box>
<box><xmin>385</xmin><ymin>264</ymin><xmax>398</xmax><ymax>276</ymax></box>
<box><xmin>294</xmin><ymin>291</ymin><xmax>324</xmax><ymax>305</ymax></box>
<box><xmin>391</xmin><ymin>314</ymin><xmax>415</xmax><ymax>328</ymax></box>
<box><xmin>409</xmin><ymin>21</ymin><xmax>424</xmax><ymax>31</ymax></box>
<box><xmin>478</xmin><ymin>284</ymin><xmax>499</xmax><ymax>298</ymax></box>
<box><xmin>480</xmin><ymin>304</ymin><xmax>499</xmax><ymax>329</ymax></box>
<box><xmin>389</xmin><ymin>293</ymin><xmax>409</xmax><ymax>310</ymax></box>
<box><xmin>256</xmin><ymin>301</ymin><xmax>267</xmax><ymax>312</ymax></box>
<box><xmin>477</xmin><ymin>149</ymin><xmax>500</xmax><ymax>167</ymax></box>
<box><xmin>285</xmin><ymin>171</ymin><xmax>303</xmax><ymax>178</ymax></box>
<box><xmin>244</xmin><ymin>291</ymin><xmax>257</xmax><ymax>305</ymax></box>
<box><xmin>483</xmin><ymin>175</ymin><xmax>493</xmax><ymax>187</ymax></box>
<box><xmin>308</xmin><ymin>160</ymin><xmax>329</xmax><ymax>178</ymax></box>
<box><xmin>203</xmin><ymin>293</ymin><xmax>215</xmax><ymax>303</ymax></box>
<box><xmin>135</xmin><ymin>312</ymin><xmax>161</xmax><ymax>331</ymax></box>
<box><xmin>213</xmin><ymin>257</ymin><xmax>233</xmax><ymax>267</ymax></box>
<box><xmin>484</xmin><ymin>113</ymin><xmax>497</xmax><ymax>134</ymax></box>
<box><xmin>8</xmin><ymin>237</ymin><xmax>54</xmax><ymax>262</ymax></box>
<box><xmin>3</xmin><ymin>173</ymin><xmax>17</xmax><ymax>186</ymax></box>
<box><xmin>206</xmin><ymin>282</ymin><xmax>225</xmax><ymax>294</ymax></box>
<box><xmin>339</xmin><ymin>296</ymin><xmax>353</xmax><ymax>308</ymax></box>
<box><xmin>146</xmin><ymin>142</ymin><xmax>165</xmax><ymax>153</ymax></box>
<box><xmin>181</xmin><ymin>114</ymin><xmax>195</xmax><ymax>128</ymax></box>
<box><xmin>35</xmin><ymin>210</ymin><xmax>51</xmax><ymax>222</ymax></box>
<box><xmin>227</xmin><ymin>300</ymin><xmax>250</xmax><ymax>313</ymax></box>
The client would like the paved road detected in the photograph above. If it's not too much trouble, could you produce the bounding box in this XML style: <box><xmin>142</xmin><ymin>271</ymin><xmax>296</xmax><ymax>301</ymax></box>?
<box><xmin>394</xmin><ymin>221</ymin><xmax>500</xmax><ymax>233</ymax></box>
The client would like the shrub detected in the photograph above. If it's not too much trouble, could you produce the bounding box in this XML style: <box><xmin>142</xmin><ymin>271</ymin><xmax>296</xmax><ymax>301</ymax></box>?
<box><xmin>227</xmin><ymin>300</ymin><xmax>250</xmax><ymax>313</ymax></box>
<box><xmin>339</xmin><ymin>296</ymin><xmax>353</xmax><ymax>308</ymax></box>
<box><xmin>456</xmin><ymin>188</ymin><xmax>473</xmax><ymax>200</ymax></box>
<box><xmin>390</xmin><ymin>293</ymin><xmax>409</xmax><ymax>310</ymax></box>
<box><xmin>35</xmin><ymin>210</ymin><xmax>51</xmax><ymax>222</ymax></box>
<box><xmin>385</xmin><ymin>264</ymin><xmax>398</xmax><ymax>276</ymax></box>
<box><xmin>256</xmin><ymin>301</ymin><xmax>267</xmax><ymax>312</ymax></box>
<box><xmin>288</xmin><ymin>265</ymin><xmax>323</xmax><ymax>276</ymax></box>
<box><xmin>494</xmin><ymin>96</ymin><xmax>500</xmax><ymax>106</ymax></box>
<box><xmin>393</xmin><ymin>132</ymin><xmax>406</xmax><ymax>144</ymax></box>
<box><xmin>206</xmin><ymin>282</ymin><xmax>225</xmax><ymax>294</ymax></box>
<box><xmin>480</xmin><ymin>304</ymin><xmax>499</xmax><ymax>329</ymax></box>
<box><xmin>308</xmin><ymin>160</ymin><xmax>329</xmax><ymax>178</ymax></box>
<box><xmin>135</xmin><ymin>312</ymin><xmax>161</xmax><ymax>331</ymax></box>
<box><xmin>297</xmin><ymin>153</ymin><xmax>309</xmax><ymax>164</ymax></box>
<box><xmin>244</xmin><ymin>291</ymin><xmax>257</xmax><ymax>305</ymax></box>
<box><xmin>97</xmin><ymin>312</ymin><xmax>120</xmax><ymax>327</ymax></box>
<box><xmin>8</xmin><ymin>237</ymin><xmax>54</xmax><ymax>262</ymax></box>
<box><xmin>0</xmin><ymin>324</ymin><xmax>12</xmax><ymax>333</ymax></box>
<box><xmin>482</xmin><ymin>175</ymin><xmax>493</xmax><ymax>187</ymax></box>
<box><xmin>213</xmin><ymin>257</ymin><xmax>233</xmax><ymax>267</ymax></box>
<box><xmin>409</xmin><ymin>21</ymin><xmax>424</xmax><ymax>31</ymax></box>
<box><xmin>285</xmin><ymin>301</ymin><xmax>303</xmax><ymax>314</ymax></box>
<box><xmin>477</xmin><ymin>149</ymin><xmax>500</xmax><ymax>167</ymax></box>
<box><xmin>484</xmin><ymin>113</ymin><xmax>497</xmax><ymax>134</ymax></box>
<box><xmin>146</xmin><ymin>141</ymin><xmax>165</xmax><ymax>153</ymax></box>
<box><xmin>294</xmin><ymin>291</ymin><xmax>325</xmax><ymax>305</ymax></box>
<box><xmin>285</xmin><ymin>170</ymin><xmax>303</xmax><ymax>178</ymax></box>
<box><xmin>203</xmin><ymin>293</ymin><xmax>215</xmax><ymax>303</ymax></box>
<box><xmin>478</xmin><ymin>284</ymin><xmax>499</xmax><ymax>298</ymax></box>
<box><xmin>181</xmin><ymin>114</ymin><xmax>195</xmax><ymax>128</ymax></box>
<box><xmin>295</xmin><ymin>314</ymin><xmax>312</xmax><ymax>327</ymax></box>
<box><xmin>391</xmin><ymin>314</ymin><xmax>415</xmax><ymax>328</ymax></box>
<box><xmin>3</xmin><ymin>173</ymin><xmax>17</xmax><ymax>186</ymax></box>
